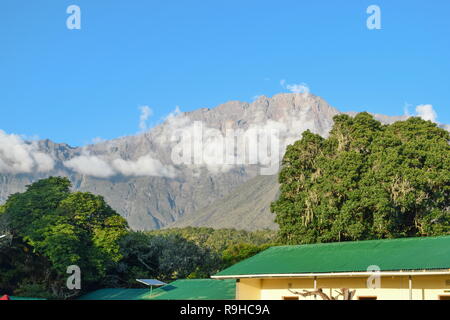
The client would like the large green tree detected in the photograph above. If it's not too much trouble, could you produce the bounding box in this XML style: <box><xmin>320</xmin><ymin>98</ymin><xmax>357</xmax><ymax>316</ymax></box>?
<box><xmin>0</xmin><ymin>177</ymin><xmax>128</xmax><ymax>298</ymax></box>
<box><xmin>272</xmin><ymin>113</ymin><xmax>450</xmax><ymax>244</ymax></box>
<box><xmin>108</xmin><ymin>232</ymin><xmax>221</xmax><ymax>286</ymax></box>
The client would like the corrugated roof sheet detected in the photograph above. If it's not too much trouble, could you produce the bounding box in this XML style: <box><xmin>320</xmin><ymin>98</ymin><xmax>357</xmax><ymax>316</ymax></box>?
<box><xmin>214</xmin><ymin>235</ymin><xmax>450</xmax><ymax>277</ymax></box>
<box><xmin>77</xmin><ymin>279</ymin><xmax>235</xmax><ymax>300</ymax></box>
<box><xmin>77</xmin><ymin>288</ymin><xmax>150</xmax><ymax>300</ymax></box>
<box><xmin>147</xmin><ymin>279</ymin><xmax>235</xmax><ymax>300</ymax></box>
<box><xmin>9</xmin><ymin>296</ymin><xmax>47</xmax><ymax>300</ymax></box>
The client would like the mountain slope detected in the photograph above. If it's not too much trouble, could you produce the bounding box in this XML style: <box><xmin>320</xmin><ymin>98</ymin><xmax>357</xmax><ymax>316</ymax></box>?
<box><xmin>170</xmin><ymin>174</ymin><xmax>279</xmax><ymax>231</ymax></box>
<box><xmin>0</xmin><ymin>93</ymin><xmax>410</xmax><ymax>230</ymax></box>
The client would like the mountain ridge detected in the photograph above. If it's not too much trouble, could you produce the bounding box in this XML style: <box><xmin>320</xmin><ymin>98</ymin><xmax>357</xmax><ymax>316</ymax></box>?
<box><xmin>0</xmin><ymin>93</ymin><xmax>419</xmax><ymax>230</ymax></box>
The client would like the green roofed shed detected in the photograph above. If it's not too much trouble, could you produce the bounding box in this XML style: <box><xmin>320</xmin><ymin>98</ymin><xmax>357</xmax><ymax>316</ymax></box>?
<box><xmin>78</xmin><ymin>279</ymin><xmax>236</xmax><ymax>300</ymax></box>
<box><xmin>147</xmin><ymin>279</ymin><xmax>235</xmax><ymax>300</ymax></box>
<box><xmin>213</xmin><ymin>235</ymin><xmax>450</xmax><ymax>278</ymax></box>
<box><xmin>9</xmin><ymin>296</ymin><xmax>47</xmax><ymax>300</ymax></box>
<box><xmin>77</xmin><ymin>288</ymin><xmax>151</xmax><ymax>300</ymax></box>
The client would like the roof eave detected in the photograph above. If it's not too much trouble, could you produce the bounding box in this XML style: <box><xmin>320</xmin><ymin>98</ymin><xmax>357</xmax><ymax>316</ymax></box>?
<box><xmin>212</xmin><ymin>269</ymin><xmax>450</xmax><ymax>280</ymax></box>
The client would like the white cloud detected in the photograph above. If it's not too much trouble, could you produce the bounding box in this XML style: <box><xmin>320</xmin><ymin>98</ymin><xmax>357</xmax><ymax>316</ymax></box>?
<box><xmin>166</xmin><ymin>105</ymin><xmax>182</xmax><ymax>120</ymax></box>
<box><xmin>286</xmin><ymin>83</ymin><xmax>310</xmax><ymax>94</ymax></box>
<box><xmin>31</xmin><ymin>150</ymin><xmax>55</xmax><ymax>172</ymax></box>
<box><xmin>0</xmin><ymin>130</ymin><xmax>54</xmax><ymax>174</ymax></box>
<box><xmin>280</xmin><ymin>79</ymin><xmax>310</xmax><ymax>94</ymax></box>
<box><xmin>139</xmin><ymin>106</ymin><xmax>153</xmax><ymax>131</ymax></box>
<box><xmin>154</xmin><ymin>106</ymin><xmax>189</xmax><ymax>146</ymax></box>
<box><xmin>403</xmin><ymin>103</ymin><xmax>450</xmax><ymax>131</ymax></box>
<box><xmin>441</xmin><ymin>124</ymin><xmax>450</xmax><ymax>132</ymax></box>
<box><xmin>403</xmin><ymin>102</ymin><xmax>412</xmax><ymax>117</ymax></box>
<box><xmin>64</xmin><ymin>152</ymin><xmax>177</xmax><ymax>178</ymax></box>
<box><xmin>91</xmin><ymin>137</ymin><xmax>106</xmax><ymax>144</ymax></box>
<box><xmin>415</xmin><ymin>104</ymin><xmax>437</xmax><ymax>123</ymax></box>
<box><xmin>168</xmin><ymin>113</ymin><xmax>321</xmax><ymax>175</ymax></box>
<box><xmin>64</xmin><ymin>155</ymin><xmax>115</xmax><ymax>178</ymax></box>
<box><xmin>112</xmin><ymin>155</ymin><xmax>177</xmax><ymax>178</ymax></box>
<box><xmin>404</xmin><ymin>104</ymin><xmax>448</xmax><ymax>132</ymax></box>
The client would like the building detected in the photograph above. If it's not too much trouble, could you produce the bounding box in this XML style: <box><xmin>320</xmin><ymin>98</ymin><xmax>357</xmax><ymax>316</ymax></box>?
<box><xmin>77</xmin><ymin>279</ymin><xmax>236</xmax><ymax>300</ymax></box>
<box><xmin>212</xmin><ymin>235</ymin><xmax>450</xmax><ymax>300</ymax></box>
<box><xmin>149</xmin><ymin>279</ymin><xmax>235</xmax><ymax>300</ymax></box>
<box><xmin>0</xmin><ymin>295</ymin><xmax>46</xmax><ymax>300</ymax></box>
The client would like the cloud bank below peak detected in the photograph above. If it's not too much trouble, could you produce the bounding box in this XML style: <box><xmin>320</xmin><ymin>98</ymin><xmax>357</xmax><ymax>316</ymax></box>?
<box><xmin>0</xmin><ymin>130</ymin><xmax>54</xmax><ymax>174</ymax></box>
<box><xmin>63</xmin><ymin>153</ymin><xmax>177</xmax><ymax>179</ymax></box>
<box><xmin>64</xmin><ymin>155</ymin><xmax>115</xmax><ymax>178</ymax></box>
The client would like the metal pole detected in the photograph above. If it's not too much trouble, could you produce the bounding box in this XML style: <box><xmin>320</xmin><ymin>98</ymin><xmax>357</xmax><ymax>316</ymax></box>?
<box><xmin>314</xmin><ymin>277</ymin><xmax>317</xmax><ymax>300</ymax></box>
<box><xmin>409</xmin><ymin>276</ymin><xmax>412</xmax><ymax>300</ymax></box>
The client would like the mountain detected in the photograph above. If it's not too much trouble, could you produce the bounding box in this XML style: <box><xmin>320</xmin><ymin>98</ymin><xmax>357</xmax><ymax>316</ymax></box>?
<box><xmin>170</xmin><ymin>174</ymin><xmax>280</xmax><ymax>231</ymax></box>
<box><xmin>0</xmin><ymin>93</ymin><xmax>409</xmax><ymax>230</ymax></box>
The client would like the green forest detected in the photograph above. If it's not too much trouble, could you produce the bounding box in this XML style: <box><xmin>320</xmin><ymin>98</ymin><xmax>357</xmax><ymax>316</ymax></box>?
<box><xmin>272</xmin><ymin>113</ymin><xmax>450</xmax><ymax>244</ymax></box>
<box><xmin>1</xmin><ymin>113</ymin><xmax>449</xmax><ymax>299</ymax></box>
<box><xmin>0</xmin><ymin>179</ymin><xmax>276</xmax><ymax>298</ymax></box>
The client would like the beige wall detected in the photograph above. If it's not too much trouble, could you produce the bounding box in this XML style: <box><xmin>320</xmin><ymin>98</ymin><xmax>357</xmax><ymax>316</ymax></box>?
<box><xmin>237</xmin><ymin>279</ymin><xmax>262</xmax><ymax>300</ymax></box>
<box><xmin>237</xmin><ymin>275</ymin><xmax>450</xmax><ymax>300</ymax></box>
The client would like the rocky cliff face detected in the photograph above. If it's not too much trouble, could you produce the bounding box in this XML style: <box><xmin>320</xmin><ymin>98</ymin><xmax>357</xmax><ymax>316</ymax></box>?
<box><xmin>0</xmin><ymin>93</ymin><xmax>408</xmax><ymax>230</ymax></box>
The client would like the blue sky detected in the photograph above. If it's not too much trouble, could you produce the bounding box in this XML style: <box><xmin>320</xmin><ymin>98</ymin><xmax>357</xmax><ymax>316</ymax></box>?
<box><xmin>1</xmin><ymin>0</ymin><xmax>449</xmax><ymax>146</ymax></box>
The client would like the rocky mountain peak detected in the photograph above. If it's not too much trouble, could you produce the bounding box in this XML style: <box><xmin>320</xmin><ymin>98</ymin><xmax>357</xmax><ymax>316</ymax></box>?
<box><xmin>0</xmin><ymin>93</ymin><xmax>421</xmax><ymax>231</ymax></box>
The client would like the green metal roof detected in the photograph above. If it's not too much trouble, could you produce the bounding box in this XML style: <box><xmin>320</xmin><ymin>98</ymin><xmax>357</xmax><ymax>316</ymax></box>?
<box><xmin>146</xmin><ymin>279</ymin><xmax>235</xmax><ymax>300</ymax></box>
<box><xmin>214</xmin><ymin>235</ymin><xmax>450</xmax><ymax>277</ymax></box>
<box><xmin>77</xmin><ymin>288</ymin><xmax>151</xmax><ymax>300</ymax></box>
<box><xmin>9</xmin><ymin>296</ymin><xmax>47</xmax><ymax>300</ymax></box>
<box><xmin>77</xmin><ymin>279</ymin><xmax>236</xmax><ymax>300</ymax></box>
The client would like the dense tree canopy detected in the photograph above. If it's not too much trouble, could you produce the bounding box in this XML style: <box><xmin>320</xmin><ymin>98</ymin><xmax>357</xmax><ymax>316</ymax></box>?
<box><xmin>0</xmin><ymin>177</ymin><xmax>129</xmax><ymax>298</ymax></box>
<box><xmin>107</xmin><ymin>232</ymin><xmax>221</xmax><ymax>287</ymax></box>
<box><xmin>0</xmin><ymin>180</ymin><xmax>275</xmax><ymax>299</ymax></box>
<box><xmin>272</xmin><ymin>114</ymin><xmax>450</xmax><ymax>244</ymax></box>
<box><xmin>149</xmin><ymin>227</ymin><xmax>276</xmax><ymax>253</ymax></box>
<box><xmin>148</xmin><ymin>227</ymin><xmax>277</xmax><ymax>270</ymax></box>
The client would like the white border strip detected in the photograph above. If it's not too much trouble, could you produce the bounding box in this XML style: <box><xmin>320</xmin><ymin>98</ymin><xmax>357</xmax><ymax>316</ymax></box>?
<box><xmin>212</xmin><ymin>270</ymin><xmax>450</xmax><ymax>279</ymax></box>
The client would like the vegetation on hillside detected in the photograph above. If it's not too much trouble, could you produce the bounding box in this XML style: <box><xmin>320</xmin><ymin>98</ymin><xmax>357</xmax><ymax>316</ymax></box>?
<box><xmin>0</xmin><ymin>177</ymin><xmax>129</xmax><ymax>298</ymax></box>
<box><xmin>149</xmin><ymin>227</ymin><xmax>276</xmax><ymax>252</ymax></box>
<box><xmin>272</xmin><ymin>113</ymin><xmax>450</xmax><ymax>244</ymax></box>
<box><xmin>0</xmin><ymin>179</ymin><xmax>275</xmax><ymax>299</ymax></box>
<box><xmin>149</xmin><ymin>227</ymin><xmax>276</xmax><ymax>269</ymax></box>
<box><xmin>2</xmin><ymin>113</ymin><xmax>449</xmax><ymax>299</ymax></box>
